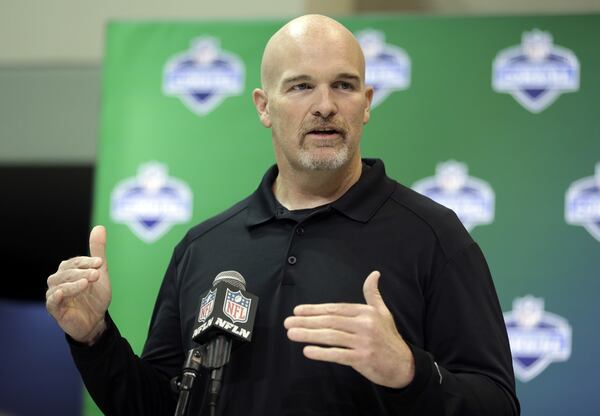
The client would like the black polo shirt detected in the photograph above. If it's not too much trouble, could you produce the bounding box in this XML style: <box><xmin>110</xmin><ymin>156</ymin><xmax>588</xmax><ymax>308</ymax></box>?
<box><xmin>70</xmin><ymin>158</ymin><xmax>519</xmax><ymax>416</ymax></box>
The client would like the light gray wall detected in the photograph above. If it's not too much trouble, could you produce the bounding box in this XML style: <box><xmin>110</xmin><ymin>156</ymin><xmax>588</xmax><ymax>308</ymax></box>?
<box><xmin>0</xmin><ymin>67</ymin><xmax>99</xmax><ymax>164</ymax></box>
<box><xmin>427</xmin><ymin>0</ymin><xmax>600</xmax><ymax>13</ymax></box>
<box><xmin>0</xmin><ymin>0</ymin><xmax>304</xmax><ymax>64</ymax></box>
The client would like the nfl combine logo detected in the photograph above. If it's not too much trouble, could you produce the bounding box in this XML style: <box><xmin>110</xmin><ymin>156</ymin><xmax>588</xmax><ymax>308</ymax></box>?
<box><xmin>565</xmin><ymin>163</ymin><xmax>600</xmax><ymax>242</ymax></box>
<box><xmin>356</xmin><ymin>29</ymin><xmax>411</xmax><ymax>109</ymax></box>
<box><xmin>504</xmin><ymin>296</ymin><xmax>572</xmax><ymax>382</ymax></box>
<box><xmin>111</xmin><ymin>162</ymin><xmax>193</xmax><ymax>243</ymax></box>
<box><xmin>198</xmin><ymin>289</ymin><xmax>216</xmax><ymax>322</ymax></box>
<box><xmin>163</xmin><ymin>37</ymin><xmax>245</xmax><ymax>115</ymax></box>
<box><xmin>224</xmin><ymin>288</ymin><xmax>251</xmax><ymax>324</ymax></box>
<box><xmin>492</xmin><ymin>29</ymin><xmax>580</xmax><ymax>113</ymax></box>
<box><xmin>412</xmin><ymin>161</ymin><xmax>495</xmax><ymax>232</ymax></box>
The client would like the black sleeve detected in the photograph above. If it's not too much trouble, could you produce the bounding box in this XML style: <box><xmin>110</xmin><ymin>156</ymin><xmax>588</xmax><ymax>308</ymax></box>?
<box><xmin>68</xmin><ymin>252</ymin><xmax>184</xmax><ymax>416</ymax></box>
<box><xmin>376</xmin><ymin>243</ymin><xmax>520</xmax><ymax>415</ymax></box>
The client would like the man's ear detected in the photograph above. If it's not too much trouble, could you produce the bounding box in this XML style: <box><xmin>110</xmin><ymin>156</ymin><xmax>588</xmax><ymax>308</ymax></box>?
<box><xmin>252</xmin><ymin>88</ymin><xmax>272</xmax><ymax>128</ymax></box>
<box><xmin>363</xmin><ymin>86</ymin><xmax>374</xmax><ymax>124</ymax></box>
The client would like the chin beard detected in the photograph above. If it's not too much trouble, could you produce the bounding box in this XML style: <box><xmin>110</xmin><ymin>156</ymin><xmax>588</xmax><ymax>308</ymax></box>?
<box><xmin>297</xmin><ymin>145</ymin><xmax>351</xmax><ymax>171</ymax></box>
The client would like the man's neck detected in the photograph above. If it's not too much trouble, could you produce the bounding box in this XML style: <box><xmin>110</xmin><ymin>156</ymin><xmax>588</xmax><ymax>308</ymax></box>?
<box><xmin>273</xmin><ymin>158</ymin><xmax>363</xmax><ymax>210</ymax></box>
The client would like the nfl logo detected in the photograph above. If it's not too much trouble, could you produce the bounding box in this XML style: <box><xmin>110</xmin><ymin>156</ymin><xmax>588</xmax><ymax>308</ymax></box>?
<box><xmin>110</xmin><ymin>162</ymin><xmax>193</xmax><ymax>243</ymax></box>
<box><xmin>356</xmin><ymin>29</ymin><xmax>411</xmax><ymax>109</ymax></box>
<box><xmin>412</xmin><ymin>160</ymin><xmax>495</xmax><ymax>232</ymax></box>
<box><xmin>223</xmin><ymin>288</ymin><xmax>251</xmax><ymax>324</ymax></box>
<box><xmin>492</xmin><ymin>29</ymin><xmax>580</xmax><ymax>113</ymax></box>
<box><xmin>198</xmin><ymin>289</ymin><xmax>216</xmax><ymax>322</ymax></box>
<box><xmin>565</xmin><ymin>163</ymin><xmax>600</xmax><ymax>242</ymax></box>
<box><xmin>163</xmin><ymin>37</ymin><xmax>245</xmax><ymax>116</ymax></box>
<box><xmin>504</xmin><ymin>296</ymin><xmax>572</xmax><ymax>382</ymax></box>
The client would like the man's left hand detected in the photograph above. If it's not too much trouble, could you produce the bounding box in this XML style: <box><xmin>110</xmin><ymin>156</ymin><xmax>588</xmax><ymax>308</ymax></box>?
<box><xmin>283</xmin><ymin>271</ymin><xmax>415</xmax><ymax>388</ymax></box>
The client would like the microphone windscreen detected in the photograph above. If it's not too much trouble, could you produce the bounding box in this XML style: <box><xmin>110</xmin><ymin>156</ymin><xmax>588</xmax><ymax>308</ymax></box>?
<box><xmin>213</xmin><ymin>270</ymin><xmax>246</xmax><ymax>290</ymax></box>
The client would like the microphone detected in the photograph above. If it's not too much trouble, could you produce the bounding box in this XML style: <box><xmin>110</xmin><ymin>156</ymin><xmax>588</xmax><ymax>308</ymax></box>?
<box><xmin>192</xmin><ymin>271</ymin><xmax>259</xmax><ymax>415</ymax></box>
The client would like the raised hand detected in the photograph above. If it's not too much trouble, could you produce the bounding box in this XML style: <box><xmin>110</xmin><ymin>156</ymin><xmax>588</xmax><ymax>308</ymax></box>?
<box><xmin>46</xmin><ymin>225</ymin><xmax>112</xmax><ymax>345</ymax></box>
<box><xmin>284</xmin><ymin>271</ymin><xmax>415</xmax><ymax>388</ymax></box>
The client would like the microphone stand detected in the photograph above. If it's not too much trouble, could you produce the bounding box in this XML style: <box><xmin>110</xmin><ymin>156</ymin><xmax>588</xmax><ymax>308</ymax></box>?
<box><xmin>203</xmin><ymin>335</ymin><xmax>232</xmax><ymax>416</ymax></box>
<box><xmin>172</xmin><ymin>347</ymin><xmax>204</xmax><ymax>416</ymax></box>
<box><xmin>171</xmin><ymin>337</ymin><xmax>232</xmax><ymax>416</ymax></box>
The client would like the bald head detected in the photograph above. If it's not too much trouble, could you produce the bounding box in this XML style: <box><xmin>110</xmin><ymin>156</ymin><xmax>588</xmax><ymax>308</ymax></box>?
<box><xmin>260</xmin><ymin>15</ymin><xmax>366</xmax><ymax>92</ymax></box>
<box><xmin>251</xmin><ymin>14</ymin><xmax>373</xmax><ymax>178</ymax></box>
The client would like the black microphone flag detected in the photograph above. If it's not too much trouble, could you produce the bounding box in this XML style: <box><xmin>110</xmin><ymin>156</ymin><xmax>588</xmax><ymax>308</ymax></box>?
<box><xmin>192</xmin><ymin>274</ymin><xmax>258</xmax><ymax>344</ymax></box>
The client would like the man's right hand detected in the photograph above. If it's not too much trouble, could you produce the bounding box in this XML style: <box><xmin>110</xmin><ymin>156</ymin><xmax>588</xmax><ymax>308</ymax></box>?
<box><xmin>46</xmin><ymin>225</ymin><xmax>112</xmax><ymax>345</ymax></box>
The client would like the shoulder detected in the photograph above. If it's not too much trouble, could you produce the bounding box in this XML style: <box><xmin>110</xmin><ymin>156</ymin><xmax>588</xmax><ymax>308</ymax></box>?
<box><xmin>172</xmin><ymin>195</ymin><xmax>253</xmax><ymax>259</ymax></box>
<box><xmin>388</xmin><ymin>181</ymin><xmax>473</xmax><ymax>259</ymax></box>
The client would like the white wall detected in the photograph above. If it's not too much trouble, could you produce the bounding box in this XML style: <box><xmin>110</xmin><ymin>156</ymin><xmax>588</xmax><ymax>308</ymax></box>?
<box><xmin>428</xmin><ymin>0</ymin><xmax>600</xmax><ymax>13</ymax></box>
<box><xmin>0</xmin><ymin>0</ymin><xmax>304</xmax><ymax>64</ymax></box>
<box><xmin>1</xmin><ymin>0</ymin><xmax>599</xmax><ymax>64</ymax></box>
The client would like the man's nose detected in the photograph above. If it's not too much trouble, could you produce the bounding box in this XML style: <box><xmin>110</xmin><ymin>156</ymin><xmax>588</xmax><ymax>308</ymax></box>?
<box><xmin>311</xmin><ymin>86</ymin><xmax>338</xmax><ymax>119</ymax></box>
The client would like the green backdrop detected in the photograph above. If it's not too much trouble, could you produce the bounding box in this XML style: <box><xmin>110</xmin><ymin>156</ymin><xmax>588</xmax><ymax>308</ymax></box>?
<box><xmin>90</xmin><ymin>15</ymin><xmax>600</xmax><ymax>415</ymax></box>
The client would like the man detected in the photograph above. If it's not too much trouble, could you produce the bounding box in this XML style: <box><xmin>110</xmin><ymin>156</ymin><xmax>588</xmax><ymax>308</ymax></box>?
<box><xmin>46</xmin><ymin>15</ymin><xmax>519</xmax><ymax>415</ymax></box>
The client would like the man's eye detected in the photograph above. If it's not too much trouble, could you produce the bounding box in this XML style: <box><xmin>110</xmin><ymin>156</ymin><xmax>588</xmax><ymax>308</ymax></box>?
<box><xmin>292</xmin><ymin>83</ymin><xmax>311</xmax><ymax>91</ymax></box>
<box><xmin>335</xmin><ymin>81</ymin><xmax>354</xmax><ymax>90</ymax></box>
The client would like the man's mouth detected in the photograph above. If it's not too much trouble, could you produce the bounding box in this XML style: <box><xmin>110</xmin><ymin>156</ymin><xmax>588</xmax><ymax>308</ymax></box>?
<box><xmin>306</xmin><ymin>128</ymin><xmax>342</xmax><ymax>137</ymax></box>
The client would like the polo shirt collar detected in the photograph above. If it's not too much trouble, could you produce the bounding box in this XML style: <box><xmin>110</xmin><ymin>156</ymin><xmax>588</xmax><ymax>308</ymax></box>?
<box><xmin>245</xmin><ymin>158</ymin><xmax>396</xmax><ymax>227</ymax></box>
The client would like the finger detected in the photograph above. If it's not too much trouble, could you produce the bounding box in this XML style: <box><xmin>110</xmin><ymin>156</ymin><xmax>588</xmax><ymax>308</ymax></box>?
<box><xmin>46</xmin><ymin>289</ymin><xmax>64</xmax><ymax>315</ymax></box>
<box><xmin>302</xmin><ymin>345</ymin><xmax>356</xmax><ymax>367</ymax></box>
<box><xmin>58</xmin><ymin>256</ymin><xmax>102</xmax><ymax>271</ymax></box>
<box><xmin>47</xmin><ymin>278</ymin><xmax>89</xmax><ymax>299</ymax></box>
<box><xmin>362</xmin><ymin>271</ymin><xmax>388</xmax><ymax>313</ymax></box>
<box><xmin>89</xmin><ymin>225</ymin><xmax>107</xmax><ymax>271</ymax></box>
<box><xmin>284</xmin><ymin>315</ymin><xmax>363</xmax><ymax>334</ymax></box>
<box><xmin>293</xmin><ymin>303</ymin><xmax>370</xmax><ymax>317</ymax></box>
<box><xmin>287</xmin><ymin>327</ymin><xmax>357</xmax><ymax>348</ymax></box>
<box><xmin>47</xmin><ymin>268</ymin><xmax>99</xmax><ymax>287</ymax></box>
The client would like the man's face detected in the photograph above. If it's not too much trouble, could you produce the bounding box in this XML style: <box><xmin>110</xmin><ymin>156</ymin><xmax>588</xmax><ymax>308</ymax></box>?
<box><xmin>254</xmin><ymin>35</ymin><xmax>373</xmax><ymax>171</ymax></box>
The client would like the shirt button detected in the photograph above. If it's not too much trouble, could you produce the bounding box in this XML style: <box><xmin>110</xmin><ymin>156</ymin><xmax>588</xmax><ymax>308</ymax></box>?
<box><xmin>287</xmin><ymin>256</ymin><xmax>297</xmax><ymax>265</ymax></box>
<box><xmin>295</xmin><ymin>227</ymin><xmax>305</xmax><ymax>236</ymax></box>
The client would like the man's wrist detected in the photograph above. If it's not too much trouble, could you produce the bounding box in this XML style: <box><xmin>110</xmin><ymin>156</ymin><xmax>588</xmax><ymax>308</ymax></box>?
<box><xmin>80</xmin><ymin>318</ymin><xmax>108</xmax><ymax>346</ymax></box>
<box><xmin>390</xmin><ymin>347</ymin><xmax>416</xmax><ymax>389</ymax></box>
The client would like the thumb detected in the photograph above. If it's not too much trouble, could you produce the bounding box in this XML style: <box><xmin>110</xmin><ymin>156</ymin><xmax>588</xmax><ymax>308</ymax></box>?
<box><xmin>89</xmin><ymin>225</ymin><xmax>107</xmax><ymax>270</ymax></box>
<box><xmin>363</xmin><ymin>271</ymin><xmax>388</xmax><ymax>312</ymax></box>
